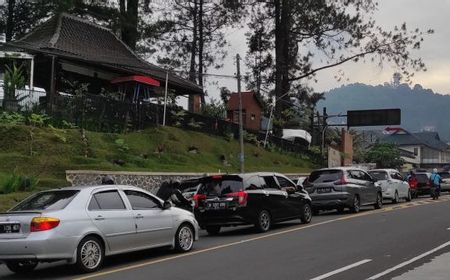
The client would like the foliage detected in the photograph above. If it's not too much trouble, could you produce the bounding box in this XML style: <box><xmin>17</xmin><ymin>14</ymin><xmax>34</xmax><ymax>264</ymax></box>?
<box><xmin>28</xmin><ymin>113</ymin><xmax>50</xmax><ymax>127</ymax></box>
<box><xmin>115</xmin><ymin>138</ymin><xmax>130</xmax><ymax>153</ymax></box>
<box><xmin>201</xmin><ymin>98</ymin><xmax>226</xmax><ymax>119</ymax></box>
<box><xmin>0</xmin><ymin>173</ymin><xmax>39</xmax><ymax>194</ymax></box>
<box><xmin>365</xmin><ymin>144</ymin><xmax>405</xmax><ymax>169</ymax></box>
<box><xmin>170</xmin><ymin>109</ymin><xmax>187</xmax><ymax>127</ymax></box>
<box><xmin>0</xmin><ymin>111</ymin><xmax>26</xmax><ymax>125</ymax></box>
<box><xmin>3</xmin><ymin>63</ymin><xmax>26</xmax><ymax>101</ymax></box>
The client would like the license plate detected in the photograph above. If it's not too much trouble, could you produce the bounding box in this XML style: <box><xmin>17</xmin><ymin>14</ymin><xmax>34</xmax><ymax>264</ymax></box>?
<box><xmin>207</xmin><ymin>202</ymin><xmax>227</xmax><ymax>210</ymax></box>
<box><xmin>0</xmin><ymin>223</ymin><xmax>21</xmax><ymax>234</ymax></box>
<box><xmin>317</xmin><ymin>188</ymin><xmax>332</xmax><ymax>194</ymax></box>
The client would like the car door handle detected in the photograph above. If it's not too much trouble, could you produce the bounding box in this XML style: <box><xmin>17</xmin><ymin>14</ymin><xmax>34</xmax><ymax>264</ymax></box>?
<box><xmin>94</xmin><ymin>216</ymin><xmax>105</xmax><ymax>221</ymax></box>
<box><xmin>135</xmin><ymin>214</ymin><xmax>144</xmax><ymax>219</ymax></box>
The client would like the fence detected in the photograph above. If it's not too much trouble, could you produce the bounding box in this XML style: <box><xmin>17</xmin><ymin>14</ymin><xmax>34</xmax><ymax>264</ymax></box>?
<box><xmin>8</xmin><ymin>92</ymin><xmax>312</xmax><ymax>157</ymax></box>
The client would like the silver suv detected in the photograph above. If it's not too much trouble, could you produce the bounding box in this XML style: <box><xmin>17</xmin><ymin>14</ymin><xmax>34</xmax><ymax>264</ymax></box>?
<box><xmin>304</xmin><ymin>167</ymin><xmax>382</xmax><ymax>214</ymax></box>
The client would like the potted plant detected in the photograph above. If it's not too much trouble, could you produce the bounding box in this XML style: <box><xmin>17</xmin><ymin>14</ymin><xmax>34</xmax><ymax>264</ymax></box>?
<box><xmin>2</xmin><ymin>63</ymin><xmax>26</xmax><ymax>112</ymax></box>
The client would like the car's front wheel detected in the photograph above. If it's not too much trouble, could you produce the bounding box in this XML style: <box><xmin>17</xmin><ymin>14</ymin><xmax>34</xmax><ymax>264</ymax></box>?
<box><xmin>76</xmin><ymin>236</ymin><xmax>104</xmax><ymax>273</ymax></box>
<box><xmin>175</xmin><ymin>223</ymin><xmax>194</xmax><ymax>252</ymax></box>
<box><xmin>374</xmin><ymin>192</ymin><xmax>383</xmax><ymax>209</ymax></box>
<box><xmin>300</xmin><ymin>203</ymin><xmax>312</xmax><ymax>224</ymax></box>
<box><xmin>392</xmin><ymin>191</ymin><xmax>399</xmax><ymax>204</ymax></box>
<box><xmin>6</xmin><ymin>260</ymin><xmax>38</xmax><ymax>274</ymax></box>
<box><xmin>350</xmin><ymin>195</ymin><xmax>361</xmax><ymax>213</ymax></box>
<box><xmin>255</xmin><ymin>209</ymin><xmax>271</xmax><ymax>232</ymax></box>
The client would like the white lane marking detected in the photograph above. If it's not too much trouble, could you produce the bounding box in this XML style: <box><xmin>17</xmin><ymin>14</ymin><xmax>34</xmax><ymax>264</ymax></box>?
<box><xmin>310</xmin><ymin>259</ymin><xmax>372</xmax><ymax>280</ymax></box>
<box><xmin>367</xmin><ymin>241</ymin><xmax>450</xmax><ymax>280</ymax></box>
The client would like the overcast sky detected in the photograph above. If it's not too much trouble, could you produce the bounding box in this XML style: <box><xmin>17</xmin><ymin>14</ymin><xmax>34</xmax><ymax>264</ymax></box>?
<box><xmin>198</xmin><ymin>0</ymin><xmax>450</xmax><ymax>105</ymax></box>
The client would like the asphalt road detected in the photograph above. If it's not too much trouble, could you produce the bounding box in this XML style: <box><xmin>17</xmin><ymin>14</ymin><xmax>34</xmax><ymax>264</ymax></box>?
<box><xmin>1</xmin><ymin>195</ymin><xmax>450</xmax><ymax>280</ymax></box>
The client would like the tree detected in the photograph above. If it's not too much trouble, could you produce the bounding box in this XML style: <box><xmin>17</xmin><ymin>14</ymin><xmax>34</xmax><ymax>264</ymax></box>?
<box><xmin>366</xmin><ymin>143</ymin><xmax>405</xmax><ymax>169</ymax></box>
<box><xmin>202</xmin><ymin>98</ymin><xmax>226</xmax><ymax>119</ymax></box>
<box><xmin>152</xmin><ymin>1</ymin><xmax>243</xmax><ymax>107</ymax></box>
<box><xmin>246</xmin><ymin>0</ymin><xmax>433</xmax><ymax>121</ymax></box>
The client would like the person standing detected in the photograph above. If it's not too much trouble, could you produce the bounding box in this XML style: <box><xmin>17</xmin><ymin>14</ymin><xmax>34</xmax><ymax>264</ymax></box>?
<box><xmin>430</xmin><ymin>168</ymin><xmax>442</xmax><ymax>200</ymax></box>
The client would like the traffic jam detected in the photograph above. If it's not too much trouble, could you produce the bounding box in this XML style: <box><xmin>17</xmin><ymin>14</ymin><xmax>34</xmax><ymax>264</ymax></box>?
<box><xmin>0</xmin><ymin>168</ymin><xmax>445</xmax><ymax>275</ymax></box>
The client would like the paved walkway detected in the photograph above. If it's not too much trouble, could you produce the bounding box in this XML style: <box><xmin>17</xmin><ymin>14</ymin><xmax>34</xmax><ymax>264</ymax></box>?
<box><xmin>392</xmin><ymin>252</ymin><xmax>450</xmax><ymax>280</ymax></box>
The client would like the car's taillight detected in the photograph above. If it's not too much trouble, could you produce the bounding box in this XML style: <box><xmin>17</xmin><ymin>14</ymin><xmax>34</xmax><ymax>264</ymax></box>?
<box><xmin>30</xmin><ymin>217</ymin><xmax>60</xmax><ymax>232</ymax></box>
<box><xmin>226</xmin><ymin>191</ymin><xmax>248</xmax><ymax>206</ymax></box>
<box><xmin>193</xmin><ymin>194</ymin><xmax>207</xmax><ymax>208</ymax></box>
<box><xmin>334</xmin><ymin>175</ymin><xmax>348</xmax><ymax>185</ymax></box>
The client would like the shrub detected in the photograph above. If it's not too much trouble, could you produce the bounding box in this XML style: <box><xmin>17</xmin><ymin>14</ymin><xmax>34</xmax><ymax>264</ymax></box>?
<box><xmin>0</xmin><ymin>174</ymin><xmax>39</xmax><ymax>194</ymax></box>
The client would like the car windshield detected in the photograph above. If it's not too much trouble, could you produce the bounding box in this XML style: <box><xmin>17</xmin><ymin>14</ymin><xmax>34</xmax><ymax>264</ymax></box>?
<box><xmin>308</xmin><ymin>170</ymin><xmax>343</xmax><ymax>183</ymax></box>
<box><xmin>416</xmin><ymin>174</ymin><xmax>430</xmax><ymax>183</ymax></box>
<box><xmin>368</xmin><ymin>171</ymin><xmax>388</xmax><ymax>181</ymax></box>
<box><xmin>10</xmin><ymin>190</ymin><xmax>80</xmax><ymax>211</ymax></box>
<box><xmin>197</xmin><ymin>176</ymin><xmax>243</xmax><ymax>197</ymax></box>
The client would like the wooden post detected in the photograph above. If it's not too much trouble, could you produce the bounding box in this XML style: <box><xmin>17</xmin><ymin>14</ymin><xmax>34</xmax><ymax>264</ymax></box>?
<box><xmin>48</xmin><ymin>55</ymin><xmax>56</xmax><ymax>112</ymax></box>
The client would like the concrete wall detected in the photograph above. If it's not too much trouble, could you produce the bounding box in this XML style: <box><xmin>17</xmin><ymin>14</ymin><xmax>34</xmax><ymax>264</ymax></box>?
<box><xmin>66</xmin><ymin>170</ymin><xmax>309</xmax><ymax>194</ymax></box>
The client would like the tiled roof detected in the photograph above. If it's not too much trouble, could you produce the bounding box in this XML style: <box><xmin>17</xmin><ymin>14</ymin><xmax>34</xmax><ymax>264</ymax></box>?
<box><xmin>7</xmin><ymin>13</ymin><xmax>202</xmax><ymax>95</ymax></box>
<box><xmin>380</xmin><ymin>130</ymin><xmax>449</xmax><ymax>151</ymax></box>
<box><xmin>226</xmin><ymin>91</ymin><xmax>263</xmax><ymax>111</ymax></box>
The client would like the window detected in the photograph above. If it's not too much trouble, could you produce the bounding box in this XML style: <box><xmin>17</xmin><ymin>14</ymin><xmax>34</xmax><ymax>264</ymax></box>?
<box><xmin>197</xmin><ymin>176</ymin><xmax>244</xmax><ymax>197</ymax></box>
<box><xmin>251</xmin><ymin>114</ymin><xmax>256</xmax><ymax>120</ymax></box>
<box><xmin>276</xmin><ymin>176</ymin><xmax>296</xmax><ymax>189</ymax></box>
<box><xmin>414</xmin><ymin>147</ymin><xmax>418</xmax><ymax>156</ymax></box>
<box><xmin>11</xmin><ymin>190</ymin><xmax>79</xmax><ymax>211</ymax></box>
<box><xmin>124</xmin><ymin>190</ymin><xmax>159</xmax><ymax>210</ymax></box>
<box><xmin>391</xmin><ymin>172</ymin><xmax>404</xmax><ymax>181</ymax></box>
<box><xmin>360</xmin><ymin>171</ymin><xmax>373</xmax><ymax>181</ymax></box>
<box><xmin>262</xmin><ymin>176</ymin><xmax>280</xmax><ymax>189</ymax></box>
<box><xmin>368</xmin><ymin>171</ymin><xmax>388</xmax><ymax>181</ymax></box>
<box><xmin>309</xmin><ymin>170</ymin><xmax>343</xmax><ymax>183</ymax></box>
<box><xmin>90</xmin><ymin>190</ymin><xmax>126</xmax><ymax>210</ymax></box>
<box><xmin>244</xmin><ymin>176</ymin><xmax>263</xmax><ymax>190</ymax></box>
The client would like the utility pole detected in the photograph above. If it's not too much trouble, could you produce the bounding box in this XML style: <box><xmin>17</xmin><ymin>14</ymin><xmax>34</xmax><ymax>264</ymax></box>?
<box><xmin>321</xmin><ymin>107</ymin><xmax>328</xmax><ymax>155</ymax></box>
<box><xmin>236</xmin><ymin>54</ymin><xmax>245</xmax><ymax>173</ymax></box>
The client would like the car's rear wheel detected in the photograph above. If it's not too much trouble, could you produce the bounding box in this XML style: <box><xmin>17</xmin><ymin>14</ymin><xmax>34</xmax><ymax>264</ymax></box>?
<box><xmin>205</xmin><ymin>225</ymin><xmax>221</xmax><ymax>235</ymax></box>
<box><xmin>175</xmin><ymin>223</ymin><xmax>194</xmax><ymax>252</ymax></box>
<box><xmin>350</xmin><ymin>195</ymin><xmax>360</xmax><ymax>213</ymax></box>
<box><xmin>406</xmin><ymin>190</ymin><xmax>412</xmax><ymax>202</ymax></box>
<box><xmin>392</xmin><ymin>191</ymin><xmax>399</xmax><ymax>204</ymax></box>
<box><xmin>255</xmin><ymin>209</ymin><xmax>271</xmax><ymax>232</ymax></box>
<box><xmin>374</xmin><ymin>192</ymin><xmax>383</xmax><ymax>209</ymax></box>
<box><xmin>5</xmin><ymin>260</ymin><xmax>38</xmax><ymax>274</ymax></box>
<box><xmin>76</xmin><ymin>236</ymin><xmax>104</xmax><ymax>273</ymax></box>
<box><xmin>300</xmin><ymin>203</ymin><xmax>312</xmax><ymax>224</ymax></box>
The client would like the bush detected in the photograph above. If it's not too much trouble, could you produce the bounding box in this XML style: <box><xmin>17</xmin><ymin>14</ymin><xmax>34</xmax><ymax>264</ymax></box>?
<box><xmin>0</xmin><ymin>174</ymin><xmax>39</xmax><ymax>194</ymax></box>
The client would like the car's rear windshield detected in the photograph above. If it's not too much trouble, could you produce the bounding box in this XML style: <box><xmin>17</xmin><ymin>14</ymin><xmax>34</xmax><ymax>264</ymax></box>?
<box><xmin>368</xmin><ymin>171</ymin><xmax>388</xmax><ymax>181</ymax></box>
<box><xmin>439</xmin><ymin>172</ymin><xmax>450</xmax><ymax>179</ymax></box>
<box><xmin>197</xmin><ymin>176</ymin><xmax>243</xmax><ymax>197</ymax></box>
<box><xmin>308</xmin><ymin>170</ymin><xmax>343</xmax><ymax>183</ymax></box>
<box><xmin>416</xmin><ymin>174</ymin><xmax>430</xmax><ymax>183</ymax></box>
<box><xmin>10</xmin><ymin>190</ymin><xmax>80</xmax><ymax>211</ymax></box>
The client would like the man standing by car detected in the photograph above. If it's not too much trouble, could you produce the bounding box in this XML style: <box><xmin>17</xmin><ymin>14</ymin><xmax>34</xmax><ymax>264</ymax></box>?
<box><xmin>430</xmin><ymin>168</ymin><xmax>442</xmax><ymax>200</ymax></box>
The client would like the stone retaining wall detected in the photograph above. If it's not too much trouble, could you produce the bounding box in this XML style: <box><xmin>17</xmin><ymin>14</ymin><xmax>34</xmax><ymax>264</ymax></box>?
<box><xmin>66</xmin><ymin>170</ymin><xmax>309</xmax><ymax>194</ymax></box>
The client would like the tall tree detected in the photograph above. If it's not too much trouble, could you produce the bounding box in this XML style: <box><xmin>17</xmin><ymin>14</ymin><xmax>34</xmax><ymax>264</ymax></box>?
<box><xmin>152</xmin><ymin>0</ymin><xmax>243</xmax><ymax>108</ymax></box>
<box><xmin>246</xmin><ymin>0</ymin><xmax>432</xmax><ymax>122</ymax></box>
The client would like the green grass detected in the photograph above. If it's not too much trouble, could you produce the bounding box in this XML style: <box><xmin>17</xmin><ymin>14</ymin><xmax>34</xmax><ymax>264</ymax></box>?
<box><xmin>0</xmin><ymin>124</ymin><xmax>316</xmax><ymax>211</ymax></box>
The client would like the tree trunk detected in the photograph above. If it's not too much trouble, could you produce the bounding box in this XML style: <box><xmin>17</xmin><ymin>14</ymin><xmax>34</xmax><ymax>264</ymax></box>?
<box><xmin>6</xmin><ymin>0</ymin><xmax>15</xmax><ymax>41</ymax></box>
<box><xmin>120</xmin><ymin>0</ymin><xmax>138</xmax><ymax>50</ymax></box>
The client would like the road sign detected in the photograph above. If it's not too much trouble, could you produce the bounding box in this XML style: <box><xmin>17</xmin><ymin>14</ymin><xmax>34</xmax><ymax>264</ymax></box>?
<box><xmin>347</xmin><ymin>109</ymin><xmax>401</xmax><ymax>127</ymax></box>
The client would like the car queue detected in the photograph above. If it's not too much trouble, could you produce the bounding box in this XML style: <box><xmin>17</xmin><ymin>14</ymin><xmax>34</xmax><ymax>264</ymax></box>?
<box><xmin>0</xmin><ymin>167</ymin><xmax>442</xmax><ymax>275</ymax></box>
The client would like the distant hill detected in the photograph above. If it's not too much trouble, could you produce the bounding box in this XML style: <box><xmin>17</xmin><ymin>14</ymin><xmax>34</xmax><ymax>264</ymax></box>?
<box><xmin>318</xmin><ymin>83</ymin><xmax>450</xmax><ymax>140</ymax></box>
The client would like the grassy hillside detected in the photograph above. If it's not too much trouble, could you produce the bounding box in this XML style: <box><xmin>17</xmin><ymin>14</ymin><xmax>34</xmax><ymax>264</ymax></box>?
<box><xmin>0</xmin><ymin>124</ymin><xmax>315</xmax><ymax>210</ymax></box>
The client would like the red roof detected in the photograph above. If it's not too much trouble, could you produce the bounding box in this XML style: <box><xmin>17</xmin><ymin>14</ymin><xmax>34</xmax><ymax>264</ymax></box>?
<box><xmin>111</xmin><ymin>75</ymin><xmax>161</xmax><ymax>87</ymax></box>
<box><xmin>226</xmin><ymin>91</ymin><xmax>262</xmax><ymax>110</ymax></box>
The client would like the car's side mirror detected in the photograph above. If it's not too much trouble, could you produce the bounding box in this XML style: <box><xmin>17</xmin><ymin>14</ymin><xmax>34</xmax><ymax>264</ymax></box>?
<box><xmin>162</xmin><ymin>201</ymin><xmax>172</xmax><ymax>210</ymax></box>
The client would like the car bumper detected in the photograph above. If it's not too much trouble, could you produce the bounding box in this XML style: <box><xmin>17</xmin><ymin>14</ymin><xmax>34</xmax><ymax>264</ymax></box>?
<box><xmin>195</xmin><ymin>208</ymin><xmax>253</xmax><ymax>228</ymax></box>
<box><xmin>0</xmin><ymin>231</ymin><xmax>78</xmax><ymax>261</ymax></box>
<box><xmin>310</xmin><ymin>193</ymin><xmax>353</xmax><ymax>210</ymax></box>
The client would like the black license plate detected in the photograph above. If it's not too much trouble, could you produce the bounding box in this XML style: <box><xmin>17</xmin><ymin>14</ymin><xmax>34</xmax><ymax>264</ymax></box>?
<box><xmin>206</xmin><ymin>202</ymin><xmax>227</xmax><ymax>210</ymax></box>
<box><xmin>0</xmin><ymin>223</ymin><xmax>21</xmax><ymax>234</ymax></box>
<box><xmin>317</xmin><ymin>188</ymin><xmax>332</xmax><ymax>194</ymax></box>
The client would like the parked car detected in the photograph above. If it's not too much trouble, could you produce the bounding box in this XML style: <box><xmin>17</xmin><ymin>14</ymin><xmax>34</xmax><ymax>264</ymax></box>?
<box><xmin>193</xmin><ymin>172</ymin><xmax>312</xmax><ymax>235</ymax></box>
<box><xmin>415</xmin><ymin>172</ymin><xmax>432</xmax><ymax>196</ymax></box>
<box><xmin>368</xmin><ymin>169</ymin><xmax>411</xmax><ymax>203</ymax></box>
<box><xmin>438</xmin><ymin>171</ymin><xmax>450</xmax><ymax>192</ymax></box>
<box><xmin>0</xmin><ymin>185</ymin><xmax>199</xmax><ymax>274</ymax></box>
<box><xmin>304</xmin><ymin>167</ymin><xmax>383</xmax><ymax>214</ymax></box>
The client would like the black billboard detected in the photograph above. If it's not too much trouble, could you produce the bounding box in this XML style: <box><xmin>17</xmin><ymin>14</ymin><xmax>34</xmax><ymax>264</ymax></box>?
<box><xmin>347</xmin><ymin>109</ymin><xmax>401</xmax><ymax>127</ymax></box>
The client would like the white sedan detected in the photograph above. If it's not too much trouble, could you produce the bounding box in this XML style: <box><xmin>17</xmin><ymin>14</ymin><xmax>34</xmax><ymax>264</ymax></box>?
<box><xmin>368</xmin><ymin>169</ymin><xmax>411</xmax><ymax>203</ymax></box>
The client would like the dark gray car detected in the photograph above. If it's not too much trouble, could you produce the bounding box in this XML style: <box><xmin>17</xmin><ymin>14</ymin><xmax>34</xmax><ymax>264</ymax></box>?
<box><xmin>304</xmin><ymin>167</ymin><xmax>382</xmax><ymax>214</ymax></box>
